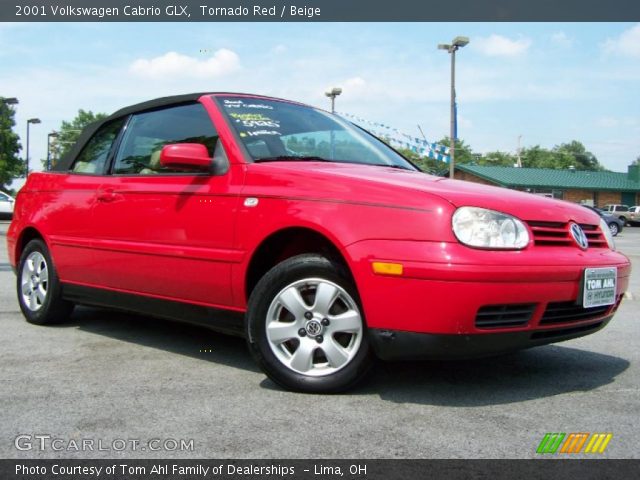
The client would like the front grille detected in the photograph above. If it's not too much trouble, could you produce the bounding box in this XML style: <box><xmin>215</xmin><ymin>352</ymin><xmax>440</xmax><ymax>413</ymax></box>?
<box><xmin>540</xmin><ymin>301</ymin><xmax>611</xmax><ymax>325</ymax></box>
<box><xmin>580</xmin><ymin>224</ymin><xmax>608</xmax><ymax>248</ymax></box>
<box><xmin>475</xmin><ymin>303</ymin><xmax>536</xmax><ymax>329</ymax></box>
<box><xmin>526</xmin><ymin>221</ymin><xmax>607</xmax><ymax>248</ymax></box>
<box><xmin>527</xmin><ymin>221</ymin><xmax>572</xmax><ymax>246</ymax></box>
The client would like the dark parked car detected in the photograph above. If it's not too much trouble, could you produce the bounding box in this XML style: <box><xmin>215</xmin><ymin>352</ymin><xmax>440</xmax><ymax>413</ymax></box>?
<box><xmin>583</xmin><ymin>205</ymin><xmax>624</xmax><ymax>236</ymax></box>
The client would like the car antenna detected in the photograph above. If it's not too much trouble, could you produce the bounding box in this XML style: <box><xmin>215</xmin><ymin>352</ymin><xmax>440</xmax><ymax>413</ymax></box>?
<box><xmin>417</xmin><ymin>124</ymin><xmax>428</xmax><ymax>143</ymax></box>
<box><xmin>417</xmin><ymin>124</ymin><xmax>446</xmax><ymax>176</ymax></box>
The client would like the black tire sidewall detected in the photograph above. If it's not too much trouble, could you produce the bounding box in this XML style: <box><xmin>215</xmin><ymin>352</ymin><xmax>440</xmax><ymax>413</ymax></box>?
<box><xmin>246</xmin><ymin>254</ymin><xmax>372</xmax><ymax>393</ymax></box>
<box><xmin>609</xmin><ymin>223</ymin><xmax>619</xmax><ymax>236</ymax></box>
<box><xmin>17</xmin><ymin>239</ymin><xmax>69</xmax><ymax>325</ymax></box>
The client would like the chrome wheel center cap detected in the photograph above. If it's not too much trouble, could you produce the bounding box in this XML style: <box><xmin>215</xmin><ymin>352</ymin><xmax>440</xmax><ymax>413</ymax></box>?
<box><xmin>305</xmin><ymin>320</ymin><xmax>323</xmax><ymax>337</ymax></box>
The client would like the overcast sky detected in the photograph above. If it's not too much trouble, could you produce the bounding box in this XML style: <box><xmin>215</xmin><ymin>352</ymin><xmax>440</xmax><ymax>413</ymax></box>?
<box><xmin>2</xmin><ymin>22</ymin><xmax>639</xmax><ymax>176</ymax></box>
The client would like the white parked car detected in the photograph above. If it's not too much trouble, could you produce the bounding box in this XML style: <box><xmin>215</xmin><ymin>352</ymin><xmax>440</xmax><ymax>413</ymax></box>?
<box><xmin>0</xmin><ymin>191</ymin><xmax>15</xmax><ymax>219</ymax></box>
<box><xmin>628</xmin><ymin>206</ymin><xmax>640</xmax><ymax>226</ymax></box>
<box><xmin>603</xmin><ymin>204</ymin><xmax>630</xmax><ymax>225</ymax></box>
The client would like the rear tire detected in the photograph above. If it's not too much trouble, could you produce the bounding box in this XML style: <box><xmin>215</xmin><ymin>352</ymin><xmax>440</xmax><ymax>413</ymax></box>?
<box><xmin>246</xmin><ymin>254</ymin><xmax>373</xmax><ymax>393</ymax></box>
<box><xmin>17</xmin><ymin>239</ymin><xmax>74</xmax><ymax>325</ymax></box>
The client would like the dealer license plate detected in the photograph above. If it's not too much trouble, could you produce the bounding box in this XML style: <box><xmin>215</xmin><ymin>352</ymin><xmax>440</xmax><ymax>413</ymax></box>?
<box><xmin>583</xmin><ymin>267</ymin><xmax>617</xmax><ymax>308</ymax></box>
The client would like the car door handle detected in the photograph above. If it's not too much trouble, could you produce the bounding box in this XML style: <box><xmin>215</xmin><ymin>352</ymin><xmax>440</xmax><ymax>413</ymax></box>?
<box><xmin>96</xmin><ymin>190</ymin><xmax>121</xmax><ymax>203</ymax></box>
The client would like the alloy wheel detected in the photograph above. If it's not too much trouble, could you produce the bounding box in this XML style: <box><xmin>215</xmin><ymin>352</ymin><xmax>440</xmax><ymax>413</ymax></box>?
<box><xmin>20</xmin><ymin>251</ymin><xmax>49</xmax><ymax>311</ymax></box>
<box><xmin>265</xmin><ymin>278</ymin><xmax>363</xmax><ymax>377</ymax></box>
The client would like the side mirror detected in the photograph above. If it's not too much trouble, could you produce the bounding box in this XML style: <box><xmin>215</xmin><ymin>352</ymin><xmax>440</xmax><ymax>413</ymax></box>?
<box><xmin>159</xmin><ymin>143</ymin><xmax>211</xmax><ymax>170</ymax></box>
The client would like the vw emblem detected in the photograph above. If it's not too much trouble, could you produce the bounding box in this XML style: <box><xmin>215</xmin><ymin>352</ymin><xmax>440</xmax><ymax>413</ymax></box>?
<box><xmin>569</xmin><ymin>223</ymin><xmax>589</xmax><ymax>250</ymax></box>
<box><xmin>305</xmin><ymin>320</ymin><xmax>322</xmax><ymax>336</ymax></box>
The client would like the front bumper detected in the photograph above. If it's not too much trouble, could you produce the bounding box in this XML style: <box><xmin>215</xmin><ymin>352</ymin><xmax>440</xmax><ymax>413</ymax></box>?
<box><xmin>369</xmin><ymin>317</ymin><xmax>612</xmax><ymax>360</ymax></box>
<box><xmin>346</xmin><ymin>240</ymin><xmax>630</xmax><ymax>338</ymax></box>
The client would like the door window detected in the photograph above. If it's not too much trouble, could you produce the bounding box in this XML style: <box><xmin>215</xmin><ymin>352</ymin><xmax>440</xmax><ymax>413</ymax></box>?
<box><xmin>71</xmin><ymin>118</ymin><xmax>126</xmax><ymax>174</ymax></box>
<box><xmin>112</xmin><ymin>103</ymin><xmax>219</xmax><ymax>175</ymax></box>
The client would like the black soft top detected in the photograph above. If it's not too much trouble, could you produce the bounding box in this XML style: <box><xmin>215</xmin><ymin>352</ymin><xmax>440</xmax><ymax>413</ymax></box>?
<box><xmin>53</xmin><ymin>93</ymin><xmax>211</xmax><ymax>172</ymax></box>
<box><xmin>52</xmin><ymin>92</ymin><xmax>302</xmax><ymax>172</ymax></box>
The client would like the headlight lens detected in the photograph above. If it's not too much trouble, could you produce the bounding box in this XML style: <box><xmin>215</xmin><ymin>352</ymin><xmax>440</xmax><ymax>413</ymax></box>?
<box><xmin>600</xmin><ymin>218</ymin><xmax>616</xmax><ymax>250</ymax></box>
<box><xmin>452</xmin><ymin>207</ymin><xmax>530</xmax><ymax>249</ymax></box>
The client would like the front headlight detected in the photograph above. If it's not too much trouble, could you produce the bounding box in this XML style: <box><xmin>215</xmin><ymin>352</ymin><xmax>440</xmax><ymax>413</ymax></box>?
<box><xmin>600</xmin><ymin>218</ymin><xmax>616</xmax><ymax>250</ymax></box>
<box><xmin>452</xmin><ymin>207</ymin><xmax>530</xmax><ymax>249</ymax></box>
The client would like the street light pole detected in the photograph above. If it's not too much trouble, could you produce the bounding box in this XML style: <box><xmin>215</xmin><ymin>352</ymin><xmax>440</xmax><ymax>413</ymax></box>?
<box><xmin>438</xmin><ymin>36</ymin><xmax>469</xmax><ymax>179</ymax></box>
<box><xmin>26</xmin><ymin>118</ymin><xmax>41</xmax><ymax>176</ymax></box>
<box><xmin>47</xmin><ymin>131</ymin><xmax>59</xmax><ymax>171</ymax></box>
<box><xmin>325</xmin><ymin>87</ymin><xmax>342</xmax><ymax>159</ymax></box>
<box><xmin>449</xmin><ymin>46</ymin><xmax>456</xmax><ymax>179</ymax></box>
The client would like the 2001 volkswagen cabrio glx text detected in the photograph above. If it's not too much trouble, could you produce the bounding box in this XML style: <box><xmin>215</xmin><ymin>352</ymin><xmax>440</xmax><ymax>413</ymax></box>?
<box><xmin>7</xmin><ymin>93</ymin><xmax>631</xmax><ymax>392</ymax></box>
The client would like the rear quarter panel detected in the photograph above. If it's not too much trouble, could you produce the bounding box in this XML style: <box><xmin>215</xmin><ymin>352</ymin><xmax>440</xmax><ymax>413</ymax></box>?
<box><xmin>8</xmin><ymin>173</ymin><xmax>103</xmax><ymax>285</ymax></box>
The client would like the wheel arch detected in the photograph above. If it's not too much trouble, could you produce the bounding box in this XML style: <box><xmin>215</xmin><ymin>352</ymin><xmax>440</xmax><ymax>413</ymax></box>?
<box><xmin>244</xmin><ymin>226</ymin><xmax>354</xmax><ymax>302</ymax></box>
<box><xmin>15</xmin><ymin>226</ymin><xmax>47</xmax><ymax>263</ymax></box>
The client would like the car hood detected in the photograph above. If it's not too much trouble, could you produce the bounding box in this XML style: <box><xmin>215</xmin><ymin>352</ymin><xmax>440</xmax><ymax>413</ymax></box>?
<box><xmin>246</xmin><ymin>162</ymin><xmax>602</xmax><ymax>225</ymax></box>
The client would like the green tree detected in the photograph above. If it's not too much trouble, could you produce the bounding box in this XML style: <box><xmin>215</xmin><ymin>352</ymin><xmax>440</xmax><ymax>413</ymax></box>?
<box><xmin>0</xmin><ymin>99</ymin><xmax>23</xmax><ymax>190</ymax></box>
<box><xmin>47</xmin><ymin>109</ymin><xmax>107</xmax><ymax>168</ymax></box>
<box><xmin>518</xmin><ymin>142</ymin><xmax>605</xmax><ymax>171</ymax></box>
<box><xmin>480</xmin><ymin>151</ymin><xmax>517</xmax><ymax>167</ymax></box>
<box><xmin>554</xmin><ymin>140</ymin><xmax>604</xmax><ymax>171</ymax></box>
<box><xmin>394</xmin><ymin>147</ymin><xmax>448</xmax><ymax>175</ymax></box>
<box><xmin>521</xmin><ymin>145</ymin><xmax>562</xmax><ymax>169</ymax></box>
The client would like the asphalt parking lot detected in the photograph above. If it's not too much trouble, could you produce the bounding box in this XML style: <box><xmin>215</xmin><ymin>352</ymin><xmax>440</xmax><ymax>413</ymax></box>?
<box><xmin>0</xmin><ymin>221</ymin><xmax>638</xmax><ymax>459</ymax></box>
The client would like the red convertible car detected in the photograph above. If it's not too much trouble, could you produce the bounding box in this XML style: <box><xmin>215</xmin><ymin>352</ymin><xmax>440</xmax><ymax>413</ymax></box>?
<box><xmin>7</xmin><ymin>93</ymin><xmax>631</xmax><ymax>392</ymax></box>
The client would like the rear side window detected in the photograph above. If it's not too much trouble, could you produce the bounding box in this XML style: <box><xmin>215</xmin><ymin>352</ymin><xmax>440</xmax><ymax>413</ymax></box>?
<box><xmin>71</xmin><ymin>119</ymin><xmax>125</xmax><ymax>174</ymax></box>
<box><xmin>112</xmin><ymin>103</ymin><xmax>218</xmax><ymax>175</ymax></box>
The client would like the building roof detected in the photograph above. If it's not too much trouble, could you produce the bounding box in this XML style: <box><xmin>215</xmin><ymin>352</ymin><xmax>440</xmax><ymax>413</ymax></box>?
<box><xmin>456</xmin><ymin>164</ymin><xmax>640</xmax><ymax>192</ymax></box>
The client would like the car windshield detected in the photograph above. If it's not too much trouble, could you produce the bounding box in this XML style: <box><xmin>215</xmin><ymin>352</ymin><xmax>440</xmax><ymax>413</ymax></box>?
<box><xmin>216</xmin><ymin>96</ymin><xmax>418</xmax><ymax>170</ymax></box>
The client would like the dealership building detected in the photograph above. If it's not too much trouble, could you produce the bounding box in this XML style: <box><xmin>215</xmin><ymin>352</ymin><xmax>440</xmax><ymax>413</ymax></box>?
<box><xmin>454</xmin><ymin>164</ymin><xmax>640</xmax><ymax>207</ymax></box>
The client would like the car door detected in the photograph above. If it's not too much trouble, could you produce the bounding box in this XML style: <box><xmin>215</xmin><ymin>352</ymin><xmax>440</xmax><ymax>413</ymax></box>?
<box><xmin>90</xmin><ymin>102</ymin><xmax>243</xmax><ymax>309</ymax></box>
<box><xmin>44</xmin><ymin>118</ymin><xmax>127</xmax><ymax>286</ymax></box>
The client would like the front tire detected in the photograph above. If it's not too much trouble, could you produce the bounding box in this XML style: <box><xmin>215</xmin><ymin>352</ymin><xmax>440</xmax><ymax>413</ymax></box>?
<box><xmin>246</xmin><ymin>254</ymin><xmax>372</xmax><ymax>393</ymax></box>
<box><xmin>609</xmin><ymin>222</ymin><xmax>619</xmax><ymax>236</ymax></box>
<box><xmin>17</xmin><ymin>239</ymin><xmax>74</xmax><ymax>325</ymax></box>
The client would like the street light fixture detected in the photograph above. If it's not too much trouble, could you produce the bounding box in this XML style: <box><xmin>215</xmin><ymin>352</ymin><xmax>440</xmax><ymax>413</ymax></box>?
<box><xmin>325</xmin><ymin>87</ymin><xmax>342</xmax><ymax>114</ymax></box>
<box><xmin>26</xmin><ymin>118</ymin><xmax>41</xmax><ymax>176</ymax></box>
<box><xmin>47</xmin><ymin>131</ymin><xmax>59</xmax><ymax>171</ymax></box>
<box><xmin>438</xmin><ymin>35</ymin><xmax>469</xmax><ymax>179</ymax></box>
<box><xmin>1</xmin><ymin>97</ymin><xmax>19</xmax><ymax>105</ymax></box>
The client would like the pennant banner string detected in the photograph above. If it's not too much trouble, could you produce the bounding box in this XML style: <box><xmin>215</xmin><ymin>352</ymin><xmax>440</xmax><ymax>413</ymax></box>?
<box><xmin>338</xmin><ymin>112</ymin><xmax>451</xmax><ymax>163</ymax></box>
